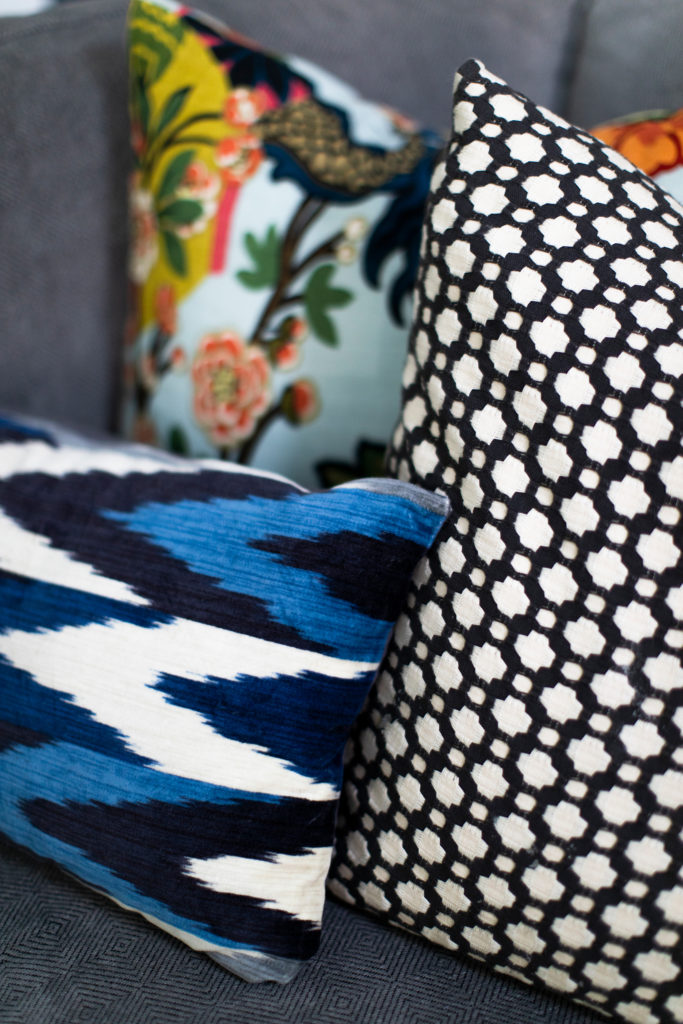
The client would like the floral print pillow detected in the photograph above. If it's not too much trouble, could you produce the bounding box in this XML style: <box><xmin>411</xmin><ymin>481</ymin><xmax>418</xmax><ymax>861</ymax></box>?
<box><xmin>593</xmin><ymin>107</ymin><xmax>683</xmax><ymax>205</ymax></box>
<box><xmin>123</xmin><ymin>0</ymin><xmax>441</xmax><ymax>488</ymax></box>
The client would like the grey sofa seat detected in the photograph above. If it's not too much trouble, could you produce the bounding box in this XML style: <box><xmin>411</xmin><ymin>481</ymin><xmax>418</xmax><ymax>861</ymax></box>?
<box><xmin>1</xmin><ymin>1</ymin><xmax>682</xmax><ymax>1022</ymax></box>
<box><xmin>1</xmin><ymin>837</ymin><xmax>598</xmax><ymax>1024</ymax></box>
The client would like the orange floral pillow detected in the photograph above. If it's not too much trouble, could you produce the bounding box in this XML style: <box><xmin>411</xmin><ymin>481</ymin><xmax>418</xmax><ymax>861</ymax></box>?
<box><xmin>593</xmin><ymin>108</ymin><xmax>683</xmax><ymax>204</ymax></box>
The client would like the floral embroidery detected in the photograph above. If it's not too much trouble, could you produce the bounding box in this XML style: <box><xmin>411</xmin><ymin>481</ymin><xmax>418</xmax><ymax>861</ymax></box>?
<box><xmin>192</xmin><ymin>332</ymin><xmax>271</xmax><ymax>448</ymax></box>
<box><xmin>224</xmin><ymin>86</ymin><xmax>270</xmax><ymax>127</ymax></box>
<box><xmin>281</xmin><ymin>379</ymin><xmax>320</xmax><ymax>425</ymax></box>
<box><xmin>129</xmin><ymin>175</ymin><xmax>159</xmax><ymax>284</ymax></box>
<box><xmin>125</xmin><ymin>0</ymin><xmax>441</xmax><ymax>481</ymax></box>
<box><xmin>216</xmin><ymin>134</ymin><xmax>263</xmax><ymax>186</ymax></box>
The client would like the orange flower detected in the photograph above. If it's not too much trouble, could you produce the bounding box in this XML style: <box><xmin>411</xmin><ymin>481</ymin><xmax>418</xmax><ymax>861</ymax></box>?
<box><xmin>282</xmin><ymin>379</ymin><xmax>320</xmax><ymax>425</ymax></box>
<box><xmin>192</xmin><ymin>331</ymin><xmax>270</xmax><ymax>448</ymax></box>
<box><xmin>594</xmin><ymin>109</ymin><xmax>683</xmax><ymax>177</ymax></box>
<box><xmin>180</xmin><ymin>159</ymin><xmax>221</xmax><ymax>200</ymax></box>
<box><xmin>224</xmin><ymin>86</ymin><xmax>270</xmax><ymax>128</ymax></box>
<box><xmin>216</xmin><ymin>134</ymin><xmax>263</xmax><ymax>185</ymax></box>
<box><xmin>273</xmin><ymin>341</ymin><xmax>300</xmax><ymax>370</ymax></box>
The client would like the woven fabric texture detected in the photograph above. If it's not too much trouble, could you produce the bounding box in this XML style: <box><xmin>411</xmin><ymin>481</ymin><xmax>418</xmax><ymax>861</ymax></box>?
<box><xmin>0</xmin><ymin>837</ymin><xmax>598</xmax><ymax>1024</ymax></box>
<box><xmin>331</xmin><ymin>59</ymin><xmax>683</xmax><ymax>1023</ymax></box>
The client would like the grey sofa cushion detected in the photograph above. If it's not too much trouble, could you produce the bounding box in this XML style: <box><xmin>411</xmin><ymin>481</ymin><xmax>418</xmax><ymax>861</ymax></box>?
<box><xmin>568</xmin><ymin>0</ymin><xmax>683</xmax><ymax>127</ymax></box>
<box><xmin>0</xmin><ymin>0</ymin><xmax>131</xmax><ymax>433</ymax></box>
<box><xmin>1</xmin><ymin>839</ymin><xmax>597</xmax><ymax>1024</ymax></box>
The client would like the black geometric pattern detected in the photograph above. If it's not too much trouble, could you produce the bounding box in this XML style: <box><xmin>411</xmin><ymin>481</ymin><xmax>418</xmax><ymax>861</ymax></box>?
<box><xmin>331</xmin><ymin>60</ymin><xmax>683</xmax><ymax>1024</ymax></box>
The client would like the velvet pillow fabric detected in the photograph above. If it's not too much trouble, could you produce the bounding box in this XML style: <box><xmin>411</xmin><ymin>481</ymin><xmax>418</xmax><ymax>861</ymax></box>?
<box><xmin>0</xmin><ymin>413</ymin><xmax>447</xmax><ymax>982</ymax></box>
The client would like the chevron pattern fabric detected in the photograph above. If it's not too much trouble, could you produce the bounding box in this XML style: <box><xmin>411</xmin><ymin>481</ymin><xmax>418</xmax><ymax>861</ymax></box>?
<box><xmin>0</xmin><ymin>414</ymin><xmax>447</xmax><ymax>981</ymax></box>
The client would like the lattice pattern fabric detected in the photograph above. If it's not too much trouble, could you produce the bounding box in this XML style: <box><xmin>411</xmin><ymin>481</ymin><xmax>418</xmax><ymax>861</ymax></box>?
<box><xmin>0</xmin><ymin>414</ymin><xmax>447</xmax><ymax>982</ymax></box>
<box><xmin>331</xmin><ymin>60</ymin><xmax>683</xmax><ymax>1023</ymax></box>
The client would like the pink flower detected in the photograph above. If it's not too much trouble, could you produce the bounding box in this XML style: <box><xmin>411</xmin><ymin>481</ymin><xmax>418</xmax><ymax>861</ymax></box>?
<box><xmin>192</xmin><ymin>331</ymin><xmax>271</xmax><ymax>448</ymax></box>
<box><xmin>216</xmin><ymin>134</ymin><xmax>263</xmax><ymax>186</ymax></box>
<box><xmin>128</xmin><ymin>173</ymin><xmax>158</xmax><ymax>284</ymax></box>
<box><xmin>224</xmin><ymin>86</ymin><xmax>270</xmax><ymax>127</ymax></box>
<box><xmin>282</xmin><ymin>379</ymin><xmax>320</xmax><ymax>425</ymax></box>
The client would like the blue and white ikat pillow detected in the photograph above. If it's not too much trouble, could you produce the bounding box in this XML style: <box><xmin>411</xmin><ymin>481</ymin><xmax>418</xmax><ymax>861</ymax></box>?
<box><xmin>0</xmin><ymin>414</ymin><xmax>447</xmax><ymax>981</ymax></box>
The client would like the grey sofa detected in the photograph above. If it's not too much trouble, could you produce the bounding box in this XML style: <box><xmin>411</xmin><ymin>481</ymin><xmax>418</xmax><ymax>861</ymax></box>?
<box><xmin>1</xmin><ymin>2</ymin><xmax>682</xmax><ymax>1021</ymax></box>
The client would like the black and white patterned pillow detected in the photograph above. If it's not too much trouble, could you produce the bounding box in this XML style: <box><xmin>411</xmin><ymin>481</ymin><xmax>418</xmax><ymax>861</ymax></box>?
<box><xmin>330</xmin><ymin>60</ymin><xmax>683</xmax><ymax>1024</ymax></box>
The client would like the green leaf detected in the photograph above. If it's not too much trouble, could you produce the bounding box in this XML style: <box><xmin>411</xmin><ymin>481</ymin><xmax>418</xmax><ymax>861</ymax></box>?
<box><xmin>168</xmin><ymin>425</ymin><xmax>188</xmax><ymax>454</ymax></box>
<box><xmin>159</xmin><ymin>198</ymin><xmax>203</xmax><ymax>227</ymax></box>
<box><xmin>128</xmin><ymin>26</ymin><xmax>173</xmax><ymax>84</ymax></box>
<box><xmin>303</xmin><ymin>264</ymin><xmax>353</xmax><ymax>346</ymax></box>
<box><xmin>157</xmin><ymin>149</ymin><xmax>195</xmax><ymax>201</ymax></box>
<box><xmin>131</xmin><ymin>73</ymin><xmax>150</xmax><ymax>138</ymax></box>
<box><xmin>156</xmin><ymin>86</ymin><xmax>192</xmax><ymax>137</ymax></box>
<box><xmin>161</xmin><ymin>231</ymin><xmax>186</xmax><ymax>276</ymax></box>
<box><xmin>306</xmin><ymin>303</ymin><xmax>337</xmax><ymax>345</ymax></box>
<box><xmin>236</xmin><ymin>226</ymin><xmax>281</xmax><ymax>290</ymax></box>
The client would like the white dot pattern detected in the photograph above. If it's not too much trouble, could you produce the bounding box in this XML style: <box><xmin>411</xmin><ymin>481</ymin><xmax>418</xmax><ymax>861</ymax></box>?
<box><xmin>331</xmin><ymin>60</ymin><xmax>683</xmax><ymax>1024</ymax></box>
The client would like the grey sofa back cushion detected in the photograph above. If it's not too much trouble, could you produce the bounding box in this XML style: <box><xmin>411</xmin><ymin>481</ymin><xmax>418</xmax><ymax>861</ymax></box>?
<box><xmin>0</xmin><ymin>0</ymin><xmax>130</xmax><ymax>432</ymax></box>
<box><xmin>568</xmin><ymin>0</ymin><xmax>683</xmax><ymax>127</ymax></box>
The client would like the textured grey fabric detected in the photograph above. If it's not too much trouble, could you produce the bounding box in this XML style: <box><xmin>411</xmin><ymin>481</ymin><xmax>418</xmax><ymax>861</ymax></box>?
<box><xmin>0</xmin><ymin>839</ymin><xmax>597</xmax><ymax>1024</ymax></box>
<box><xmin>568</xmin><ymin>0</ymin><xmax>683</xmax><ymax>127</ymax></box>
<box><xmin>0</xmin><ymin>0</ymin><xmax>130</xmax><ymax>432</ymax></box>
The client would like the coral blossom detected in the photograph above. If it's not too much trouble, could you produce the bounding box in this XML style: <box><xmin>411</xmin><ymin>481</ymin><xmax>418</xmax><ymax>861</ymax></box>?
<box><xmin>192</xmin><ymin>331</ymin><xmax>270</xmax><ymax>448</ymax></box>
<box><xmin>216</xmin><ymin>134</ymin><xmax>263</xmax><ymax>185</ymax></box>
<box><xmin>224</xmin><ymin>86</ymin><xmax>270</xmax><ymax>127</ymax></box>
<box><xmin>283</xmin><ymin>379</ymin><xmax>320</xmax><ymax>425</ymax></box>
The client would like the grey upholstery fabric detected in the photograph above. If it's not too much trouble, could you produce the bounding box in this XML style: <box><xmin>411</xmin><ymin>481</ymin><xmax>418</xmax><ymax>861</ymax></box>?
<box><xmin>0</xmin><ymin>839</ymin><xmax>597</xmax><ymax>1024</ymax></box>
<box><xmin>0</xmin><ymin>1</ymin><xmax>130</xmax><ymax>433</ymax></box>
<box><xmin>568</xmin><ymin>0</ymin><xmax>683</xmax><ymax>127</ymax></box>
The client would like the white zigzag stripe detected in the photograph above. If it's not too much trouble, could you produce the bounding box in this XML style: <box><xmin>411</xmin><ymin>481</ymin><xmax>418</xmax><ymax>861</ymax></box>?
<box><xmin>0</xmin><ymin>434</ymin><xmax>305</xmax><ymax>488</ymax></box>
<box><xmin>184</xmin><ymin>846</ymin><xmax>330</xmax><ymax>922</ymax></box>
<box><xmin>0</xmin><ymin>510</ymin><xmax>149</xmax><ymax>606</ymax></box>
<box><xmin>0</xmin><ymin>439</ymin><xmax>199</xmax><ymax>479</ymax></box>
<box><xmin>0</xmin><ymin>617</ymin><xmax>375</xmax><ymax>801</ymax></box>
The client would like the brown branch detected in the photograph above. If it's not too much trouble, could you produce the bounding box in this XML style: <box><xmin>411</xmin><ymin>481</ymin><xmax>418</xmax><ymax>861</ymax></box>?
<box><xmin>291</xmin><ymin>232</ymin><xmax>344</xmax><ymax>279</ymax></box>
<box><xmin>236</xmin><ymin>403</ymin><xmax>282</xmax><ymax>465</ymax></box>
<box><xmin>249</xmin><ymin>196</ymin><xmax>324</xmax><ymax>344</ymax></box>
